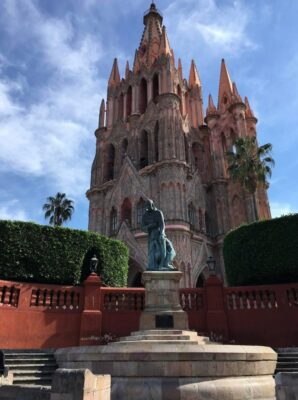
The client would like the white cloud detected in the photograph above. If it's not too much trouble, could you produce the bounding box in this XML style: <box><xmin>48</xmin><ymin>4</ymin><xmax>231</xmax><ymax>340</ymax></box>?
<box><xmin>0</xmin><ymin>0</ymin><xmax>107</xmax><ymax>197</ymax></box>
<box><xmin>165</xmin><ymin>0</ymin><xmax>256</xmax><ymax>58</ymax></box>
<box><xmin>0</xmin><ymin>199</ymin><xmax>28</xmax><ymax>221</ymax></box>
<box><xmin>270</xmin><ymin>202</ymin><xmax>296</xmax><ymax>218</ymax></box>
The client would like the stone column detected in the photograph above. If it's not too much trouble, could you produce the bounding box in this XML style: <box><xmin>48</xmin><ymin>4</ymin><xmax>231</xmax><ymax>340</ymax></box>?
<box><xmin>79</xmin><ymin>273</ymin><xmax>102</xmax><ymax>346</ymax></box>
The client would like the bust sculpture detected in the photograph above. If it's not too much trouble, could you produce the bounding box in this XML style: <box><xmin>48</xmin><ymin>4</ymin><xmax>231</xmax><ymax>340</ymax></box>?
<box><xmin>141</xmin><ymin>199</ymin><xmax>176</xmax><ymax>271</ymax></box>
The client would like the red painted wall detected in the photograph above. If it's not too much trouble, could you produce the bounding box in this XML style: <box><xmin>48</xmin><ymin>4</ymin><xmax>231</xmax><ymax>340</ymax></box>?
<box><xmin>0</xmin><ymin>276</ymin><xmax>298</xmax><ymax>349</ymax></box>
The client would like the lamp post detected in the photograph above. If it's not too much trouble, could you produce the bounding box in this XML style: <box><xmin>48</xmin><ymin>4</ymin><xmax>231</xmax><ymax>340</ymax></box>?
<box><xmin>207</xmin><ymin>256</ymin><xmax>216</xmax><ymax>276</ymax></box>
<box><xmin>90</xmin><ymin>255</ymin><xmax>98</xmax><ymax>274</ymax></box>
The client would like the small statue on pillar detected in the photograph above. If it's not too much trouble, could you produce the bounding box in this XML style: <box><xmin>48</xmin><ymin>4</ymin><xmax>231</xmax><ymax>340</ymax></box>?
<box><xmin>141</xmin><ymin>199</ymin><xmax>176</xmax><ymax>271</ymax></box>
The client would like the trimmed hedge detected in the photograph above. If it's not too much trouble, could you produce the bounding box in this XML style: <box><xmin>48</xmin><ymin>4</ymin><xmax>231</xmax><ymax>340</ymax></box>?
<box><xmin>0</xmin><ymin>220</ymin><xmax>128</xmax><ymax>286</ymax></box>
<box><xmin>223</xmin><ymin>214</ymin><xmax>298</xmax><ymax>286</ymax></box>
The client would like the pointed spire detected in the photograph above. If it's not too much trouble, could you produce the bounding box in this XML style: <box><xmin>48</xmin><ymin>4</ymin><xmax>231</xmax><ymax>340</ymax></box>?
<box><xmin>245</xmin><ymin>96</ymin><xmax>256</xmax><ymax>118</ymax></box>
<box><xmin>99</xmin><ymin>99</ymin><xmax>105</xmax><ymax>128</ymax></box>
<box><xmin>125</xmin><ymin>61</ymin><xmax>130</xmax><ymax>80</ymax></box>
<box><xmin>218</xmin><ymin>58</ymin><xmax>233</xmax><ymax>106</ymax></box>
<box><xmin>159</xmin><ymin>26</ymin><xmax>171</xmax><ymax>56</ymax></box>
<box><xmin>178</xmin><ymin>58</ymin><xmax>183</xmax><ymax>81</ymax></box>
<box><xmin>232</xmin><ymin>82</ymin><xmax>243</xmax><ymax>103</ymax></box>
<box><xmin>133</xmin><ymin>50</ymin><xmax>140</xmax><ymax>73</ymax></box>
<box><xmin>189</xmin><ymin>59</ymin><xmax>201</xmax><ymax>87</ymax></box>
<box><xmin>206</xmin><ymin>94</ymin><xmax>218</xmax><ymax>117</ymax></box>
<box><xmin>108</xmin><ymin>58</ymin><xmax>120</xmax><ymax>87</ymax></box>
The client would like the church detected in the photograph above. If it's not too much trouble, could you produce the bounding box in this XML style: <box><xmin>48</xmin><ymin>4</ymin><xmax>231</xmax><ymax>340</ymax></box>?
<box><xmin>87</xmin><ymin>2</ymin><xmax>271</xmax><ymax>287</ymax></box>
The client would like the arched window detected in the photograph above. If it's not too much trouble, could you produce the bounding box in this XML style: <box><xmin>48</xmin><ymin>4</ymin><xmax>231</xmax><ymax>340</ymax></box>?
<box><xmin>139</xmin><ymin>78</ymin><xmax>148</xmax><ymax>114</ymax></box>
<box><xmin>192</xmin><ymin>142</ymin><xmax>202</xmax><ymax>171</ymax></box>
<box><xmin>154</xmin><ymin>122</ymin><xmax>159</xmax><ymax>162</ymax></box>
<box><xmin>152</xmin><ymin>73</ymin><xmax>159</xmax><ymax>101</ymax></box>
<box><xmin>110</xmin><ymin>207</ymin><xmax>117</xmax><ymax>235</ymax></box>
<box><xmin>140</xmin><ymin>130</ymin><xmax>149</xmax><ymax>169</ymax></box>
<box><xmin>184</xmin><ymin>135</ymin><xmax>189</xmax><ymax>163</ymax></box>
<box><xmin>188</xmin><ymin>203</ymin><xmax>196</xmax><ymax>229</ymax></box>
<box><xmin>199</xmin><ymin>209</ymin><xmax>203</xmax><ymax>232</ymax></box>
<box><xmin>185</xmin><ymin>92</ymin><xmax>189</xmax><ymax>116</ymax></box>
<box><xmin>137</xmin><ymin>198</ymin><xmax>146</xmax><ymax>227</ymax></box>
<box><xmin>118</xmin><ymin>93</ymin><xmax>124</xmax><ymax>120</ymax></box>
<box><xmin>177</xmin><ymin>85</ymin><xmax>182</xmax><ymax>114</ymax></box>
<box><xmin>126</xmin><ymin>86</ymin><xmax>132</xmax><ymax>118</ymax></box>
<box><xmin>205</xmin><ymin>211</ymin><xmax>211</xmax><ymax>236</ymax></box>
<box><xmin>196</xmin><ymin>274</ymin><xmax>205</xmax><ymax>288</ymax></box>
<box><xmin>121</xmin><ymin>198</ymin><xmax>132</xmax><ymax>227</ymax></box>
<box><xmin>121</xmin><ymin>138</ymin><xmax>128</xmax><ymax>165</ymax></box>
<box><xmin>104</xmin><ymin>143</ymin><xmax>115</xmax><ymax>182</ymax></box>
<box><xmin>221</xmin><ymin>132</ymin><xmax>227</xmax><ymax>176</ymax></box>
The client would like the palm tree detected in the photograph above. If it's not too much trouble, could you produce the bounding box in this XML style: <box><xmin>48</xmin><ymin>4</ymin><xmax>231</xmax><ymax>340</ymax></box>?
<box><xmin>226</xmin><ymin>136</ymin><xmax>275</xmax><ymax>220</ymax></box>
<box><xmin>43</xmin><ymin>192</ymin><xmax>74</xmax><ymax>227</ymax></box>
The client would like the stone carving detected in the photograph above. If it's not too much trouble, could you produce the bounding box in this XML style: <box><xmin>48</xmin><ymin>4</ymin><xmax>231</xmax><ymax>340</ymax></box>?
<box><xmin>141</xmin><ymin>199</ymin><xmax>176</xmax><ymax>271</ymax></box>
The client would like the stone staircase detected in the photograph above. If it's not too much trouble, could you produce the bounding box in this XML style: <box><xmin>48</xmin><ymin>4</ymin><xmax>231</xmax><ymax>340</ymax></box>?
<box><xmin>2</xmin><ymin>349</ymin><xmax>57</xmax><ymax>387</ymax></box>
<box><xmin>275</xmin><ymin>349</ymin><xmax>298</xmax><ymax>373</ymax></box>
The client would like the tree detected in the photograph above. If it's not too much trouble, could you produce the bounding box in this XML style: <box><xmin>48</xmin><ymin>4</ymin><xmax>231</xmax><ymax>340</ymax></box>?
<box><xmin>226</xmin><ymin>136</ymin><xmax>274</xmax><ymax>220</ymax></box>
<box><xmin>43</xmin><ymin>192</ymin><xmax>74</xmax><ymax>227</ymax></box>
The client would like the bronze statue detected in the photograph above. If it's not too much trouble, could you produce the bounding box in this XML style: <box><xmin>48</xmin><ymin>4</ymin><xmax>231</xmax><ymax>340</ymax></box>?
<box><xmin>141</xmin><ymin>199</ymin><xmax>176</xmax><ymax>271</ymax></box>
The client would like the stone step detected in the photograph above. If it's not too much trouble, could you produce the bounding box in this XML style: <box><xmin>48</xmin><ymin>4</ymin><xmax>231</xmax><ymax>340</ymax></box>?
<box><xmin>6</xmin><ymin>360</ymin><xmax>57</xmax><ymax>367</ymax></box>
<box><xmin>6</xmin><ymin>363</ymin><xmax>57</xmax><ymax>369</ymax></box>
<box><xmin>120</xmin><ymin>334</ymin><xmax>196</xmax><ymax>341</ymax></box>
<box><xmin>131</xmin><ymin>330</ymin><xmax>192</xmax><ymax>335</ymax></box>
<box><xmin>13</xmin><ymin>369</ymin><xmax>55</xmax><ymax>376</ymax></box>
<box><xmin>110</xmin><ymin>339</ymin><xmax>200</xmax><ymax>346</ymax></box>
<box><xmin>5</xmin><ymin>353</ymin><xmax>53</xmax><ymax>359</ymax></box>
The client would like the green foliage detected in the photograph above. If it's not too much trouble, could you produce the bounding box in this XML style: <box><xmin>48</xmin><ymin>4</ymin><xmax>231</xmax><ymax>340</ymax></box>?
<box><xmin>224</xmin><ymin>214</ymin><xmax>298</xmax><ymax>286</ymax></box>
<box><xmin>0</xmin><ymin>220</ymin><xmax>128</xmax><ymax>286</ymax></box>
<box><xmin>227</xmin><ymin>136</ymin><xmax>275</xmax><ymax>194</ymax></box>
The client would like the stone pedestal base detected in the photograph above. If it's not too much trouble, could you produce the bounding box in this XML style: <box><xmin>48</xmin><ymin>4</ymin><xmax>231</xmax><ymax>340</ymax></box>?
<box><xmin>139</xmin><ymin>271</ymin><xmax>189</xmax><ymax>331</ymax></box>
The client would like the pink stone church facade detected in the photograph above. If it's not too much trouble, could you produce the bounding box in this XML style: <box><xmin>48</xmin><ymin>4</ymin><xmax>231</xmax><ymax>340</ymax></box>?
<box><xmin>87</xmin><ymin>2</ymin><xmax>271</xmax><ymax>287</ymax></box>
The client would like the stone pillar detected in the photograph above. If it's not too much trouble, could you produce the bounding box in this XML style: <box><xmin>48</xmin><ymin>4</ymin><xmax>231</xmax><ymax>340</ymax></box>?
<box><xmin>139</xmin><ymin>271</ymin><xmax>189</xmax><ymax>330</ymax></box>
<box><xmin>205</xmin><ymin>275</ymin><xmax>229</xmax><ymax>341</ymax></box>
<box><xmin>51</xmin><ymin>369</ymin><xmax>111</xmax><ymax>400</ymax></box>
<box><xmin>79</xmin><ymin>273</ymin><xmax>102</xmax><ymax>346</ymax></box>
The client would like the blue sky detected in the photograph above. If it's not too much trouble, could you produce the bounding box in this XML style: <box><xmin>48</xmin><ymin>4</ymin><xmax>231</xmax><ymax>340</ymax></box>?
<box><xmin>0</xmin><ymin>0</ymin><xmax>297</xmax><ymax>230</ymax></box>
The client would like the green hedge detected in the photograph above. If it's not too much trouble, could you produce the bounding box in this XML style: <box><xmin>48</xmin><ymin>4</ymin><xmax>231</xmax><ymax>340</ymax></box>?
<box><xmin>224</xmin><ymin>214</ymin><xmax>298</xmax><ymax>286</ymax></box>
<box><xmin>0</xmin><ymin>220</ymin><xmax>128</xmax><ymax>286</ymax></box>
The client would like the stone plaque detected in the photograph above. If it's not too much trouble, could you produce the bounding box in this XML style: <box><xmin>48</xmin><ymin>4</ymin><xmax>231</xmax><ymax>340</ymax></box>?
<box><xmin>155</xmin><ymin>315</ymin><xmax>174</xmax><ymax>329</ymax></box>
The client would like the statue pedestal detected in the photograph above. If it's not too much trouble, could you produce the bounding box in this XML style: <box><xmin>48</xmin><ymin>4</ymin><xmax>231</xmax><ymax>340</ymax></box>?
<box><xmin>139</xmin><ymin>271</ymin><xmax>189</xmax><ymax>330</ymax></box>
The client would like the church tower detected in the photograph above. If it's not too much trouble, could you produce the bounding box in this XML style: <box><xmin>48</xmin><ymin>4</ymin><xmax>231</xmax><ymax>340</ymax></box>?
<box><xmin>87</xmin><ymin>2</ymin><xmax>271</xmax><ymax>287</ymax></box>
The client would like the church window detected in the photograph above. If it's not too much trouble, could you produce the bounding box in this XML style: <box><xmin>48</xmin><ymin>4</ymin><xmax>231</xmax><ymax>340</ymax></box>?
<box><xmin>118</xmin><ymin>93</ymin><xmax>124</xmax><ymax>120</ymax></box>
<box><xmin>152</xmin><ymin>73</ymin><xmax>159</xmax><ymax>101</ymax></box>
<box><xmin>137</xmin><ymin>198</ymin><xmax>146</xmax><ymax>227</ymax></box>
<box><xmin>154</xmin><ymin>122</ymin><xmax>159</xmax><ymax>162</ymax></box>
<box><xmin>126</xmin><ymin>86</ymin><xmax>132</xmax><ymax>118</ymax></box>
<box><xmin>184</xmin><ymin>135</ymin><xmax>189</xmax><ymax>163</ymax></box>
<box><xmin>177</xmin><ymin>85</ymin><xmax>182</xmax><ymax>114</ymax></box>
<box><xmin>196</xmin><ymin>274</ymin><xmax>205</xmax><ymax>288</ymax></box>
<box><xmin>139</xmin><ymin>78</ymin><xmax>148</xmax><ymax>114</ymax></box>
<box><xmin>199</xmin><ymin>209</ymin><xmax>203</xmax><ymax>231</ymax></box>
<box><xmin>104</xmin><ymin>143</ymin><xmax>115</xmax><ymax>182</ymax></box>
<box><xmin>110</xmin><ymin>207</ymin><xmax>117</xmax><ymax>235</ymax></box>
<box><xmin>205</xmin><ymin>211</ymin><xmax>211</xmax><ymax>236</ymax></box>
<box><xmin>140</xmin><ymin>130</ymin><xmax>149</xmax><ymax>169</ymax></box>
<box><xmin>192</xmin><ymin>142</ymin><xmax>203</xmax><ymax>172</ymax></box>
<box><xmin>121</xmin><ymin>198</ymin><xmax>132</xmax><ymax>227</ymax></box>
<box><xmin>223</xmin><ymin>95</ymin><xmax>228</xmax><ymax>105</ymax></box>
<box><xmin>185</xmin><ymin>92</ymin><xmax>189</xmax><ymax>115</ymax></box>
<box><xmin>121</xmin><ymin>138</ymin><xmax>128</xmax><ymax>165</ymax></box>
<box><xmin>188</xmin><ymin>203</ymin><xmax>196</xmax><ymax>229</ymax></box>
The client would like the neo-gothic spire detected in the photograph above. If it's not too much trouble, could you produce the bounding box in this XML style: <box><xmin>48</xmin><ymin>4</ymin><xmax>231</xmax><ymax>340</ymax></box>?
<box><xmin>189</xmin><ymin>60</ymin><xmax>201</xmax><ymax>87</ymax></box>
<box><xmin>206</xmin><ymin>94</ymin><xmax>218</xmax><ymax>117</ymax></box>
<box><xmin>125</xmin><ymin>61</ymin><xmax>130</xmax><ymax>79</ymax></box>
<box><xmin>159</xmin><ymin>26</ymin><xmax>171</xmax><ymax>56</ymax></box>
<box><xmin>108</xmin><ymin>58</ymin><xmax>120</xmax><ymax>87</ymax></box>
<box><xmin>218</xmin><ymin>58</ymin><xmax>233</xmax><ymax>106</ymax></box>
<box><xmin>178</xmin><ymin>58</ymin><xmax>183</xmax><ymax>81</ymax></box>
<box><xmin>232</xmin><ymin>82</ymin><xmax>243</xmax><ymax>103</ymax></box>
<box><xmin>138</xmin><ymin>2</ymin><xmax>163</xmax><ymax>66</ymax></box>
<box><xmin>245</xmin><ymin>96</ymin><xmax>256</xmax><ymax>119</ymax></box>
